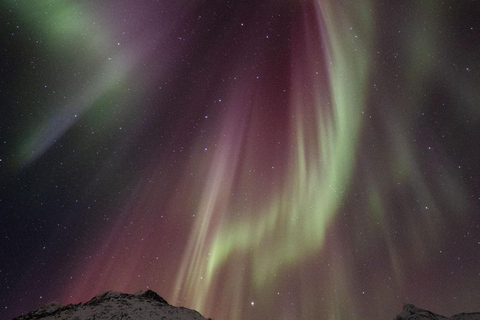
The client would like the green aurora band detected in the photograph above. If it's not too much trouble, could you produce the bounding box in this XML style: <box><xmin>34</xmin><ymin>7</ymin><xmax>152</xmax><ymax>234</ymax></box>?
<box><xmin>172</xmin><ymin>1</ymin><xmax>374</xmax><ymax>319</ymax></box>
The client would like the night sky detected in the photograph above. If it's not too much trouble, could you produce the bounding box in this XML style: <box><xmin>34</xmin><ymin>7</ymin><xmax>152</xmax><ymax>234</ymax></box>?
<box><xmin>1</xmin><ymin>1</ymin><xmax>480</xmax><ymax>320</ymax></box>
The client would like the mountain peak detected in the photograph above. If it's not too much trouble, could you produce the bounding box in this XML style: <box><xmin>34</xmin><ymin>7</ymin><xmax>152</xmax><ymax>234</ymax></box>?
<box><xmin>394</xmin><ymin>304</ymin><xmax>480</xmax><ymax>320</ymax></box>
<box><xmin>13</xmin><ymin>290</ymin><xmax>211</xmax><ymax>320</ymax></box>
<box><xmin>134</xmin><ymin>289</ymin><xmax>168</xmax><ymax>304</ymax></box>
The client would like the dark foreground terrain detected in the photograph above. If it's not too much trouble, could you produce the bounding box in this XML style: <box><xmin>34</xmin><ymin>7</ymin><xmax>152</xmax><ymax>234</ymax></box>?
<box><xmin>12</xmin><ymin>291</ymin><xmax>480</xmax><ymax>320</ymax></box>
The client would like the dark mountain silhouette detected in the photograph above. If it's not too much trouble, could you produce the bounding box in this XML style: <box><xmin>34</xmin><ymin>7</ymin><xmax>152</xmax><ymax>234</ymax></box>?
<box><xmin>395</xmin><ymin>304</ymin><xmax>480</xmax><ymax>320</ymax></box>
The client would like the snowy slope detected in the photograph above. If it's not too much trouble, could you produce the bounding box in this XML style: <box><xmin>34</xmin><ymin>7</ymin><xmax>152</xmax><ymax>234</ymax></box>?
<box><xmin>12</xmin><ymin>290</ymin><xmax>212</xmax><ymax>320</ymax></box>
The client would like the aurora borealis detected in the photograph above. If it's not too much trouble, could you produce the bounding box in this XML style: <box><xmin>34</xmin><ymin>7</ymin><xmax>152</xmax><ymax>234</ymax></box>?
<box><xmin>1</xmin><ymin>1</ymin><xmax>480</xmax><ymax>319</ymax></box>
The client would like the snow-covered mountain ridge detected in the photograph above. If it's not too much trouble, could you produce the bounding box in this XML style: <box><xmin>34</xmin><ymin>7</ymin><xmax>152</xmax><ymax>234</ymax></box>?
<box><xmin>12</xmin><ymin>292</ymin><xmax>480</xmax><ymax>320</ymax></box>
<box><xmin>12</xmin><ymin>290</ymin><xmax>212</xmax><ymax>320</ymax></box>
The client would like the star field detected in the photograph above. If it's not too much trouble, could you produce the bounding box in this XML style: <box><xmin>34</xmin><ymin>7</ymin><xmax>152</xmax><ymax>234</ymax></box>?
<box><xmin>1</xmin><ymin>1</ymin><xmax>480</xmax><ymax>320</ymax></box>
